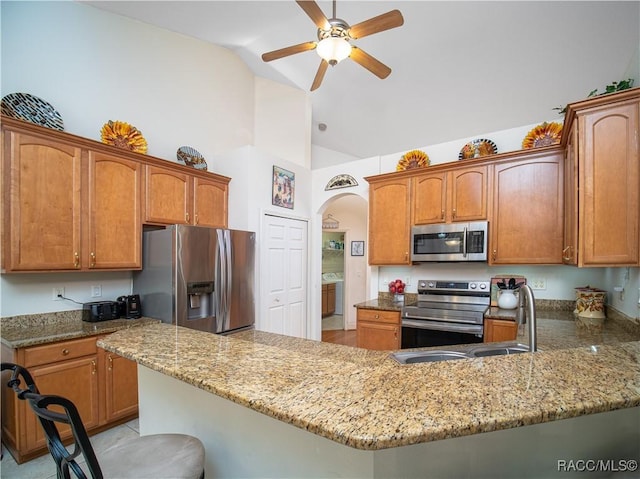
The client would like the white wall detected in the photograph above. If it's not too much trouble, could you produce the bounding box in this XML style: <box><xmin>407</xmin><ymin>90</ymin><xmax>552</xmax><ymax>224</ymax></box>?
<box><xmin>254</xmin><ymin>78</ymin><xmax>312</xmax><ymax>168</ymax></box>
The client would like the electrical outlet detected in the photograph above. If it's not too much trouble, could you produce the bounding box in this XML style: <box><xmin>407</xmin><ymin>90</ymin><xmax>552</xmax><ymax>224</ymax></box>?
<box><xmin>530</xmin><ymin>278</ymin><xmax>546</xmax><ymax>290</ymax></box>
<box><xmin>52</xmin><ymin>287</ymin><xmax>65</xmax><ymax>300</ymax></box>
<box><xmin>91</xmin><ymin>285</ymin><xmax>102</xmax><ymax>298</ymax></box>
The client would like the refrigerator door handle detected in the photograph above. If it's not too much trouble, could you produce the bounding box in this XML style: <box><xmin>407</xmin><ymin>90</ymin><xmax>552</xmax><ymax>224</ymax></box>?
<box><xmin>215</xmin><ymin>229</ymin><xmax>226</xmax><ymax>332</ymax></box>
<box><xmin>224</xmin><ymin>230</ymin><xmax>233</xmax><ymax>329</ymax></box>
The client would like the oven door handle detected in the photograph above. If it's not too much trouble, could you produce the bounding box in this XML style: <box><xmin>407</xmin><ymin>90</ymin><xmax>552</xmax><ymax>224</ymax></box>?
<box><xmin>402</xmin><ymin>318</ymin><xmax>483</xmax><ymax>335</ymax></box>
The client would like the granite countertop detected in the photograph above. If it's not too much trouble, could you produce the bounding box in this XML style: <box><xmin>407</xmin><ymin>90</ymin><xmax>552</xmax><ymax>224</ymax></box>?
<box><xmin>0</xmin><ymin>310</ymin><xmax>160</xmax><ymax>349</ymax></box>
<box><xmin>99</xmin><ymin>317</ymin><xmax>640</xmax><ymax>451</ymax></box>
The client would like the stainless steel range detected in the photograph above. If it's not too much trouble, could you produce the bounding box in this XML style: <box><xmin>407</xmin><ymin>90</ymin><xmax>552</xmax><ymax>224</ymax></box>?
<box><xmin>401</xmin><ymin>279</ymin><xmax>490</xmax><ymax>348</ymax></box>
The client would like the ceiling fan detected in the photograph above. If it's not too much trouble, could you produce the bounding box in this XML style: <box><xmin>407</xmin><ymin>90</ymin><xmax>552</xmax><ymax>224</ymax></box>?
<box><xmin>261</xmin><ymin>0</ymin><xmax>404</xmax><ymax>91</ymax></box>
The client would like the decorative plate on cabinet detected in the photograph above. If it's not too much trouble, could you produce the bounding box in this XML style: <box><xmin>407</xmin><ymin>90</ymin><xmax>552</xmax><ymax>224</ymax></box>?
<box><xmin>177</xmin><ymin>146</ymin><xmax>208</xmax><ymax>170</ymax></box>
<box><xmin>458</xmin><ymin>139</ymin><xmax>497</xmax><ymax>160</ymax></box>
<box><xmin>396</xmin><ymin>149</ymin><xmax>429</xmax><ymax>171</ymax></box>
<box><xmin>100</xmin><ymin>120</ymin><xmax>148</xmax><ymax>154</ymax></box>
<box><xmin>1</xmin><ymin>92</ymin><xmax>64</xmax><ymax>131</ymax></box>
<box><xmin>522</xmin><ymin>122</ymin><xmax>563</xmax><ymax>149</ymax></box>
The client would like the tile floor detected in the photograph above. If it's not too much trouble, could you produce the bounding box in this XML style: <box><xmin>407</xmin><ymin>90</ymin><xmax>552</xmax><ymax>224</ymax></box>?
<box><xmin>1</xmin><ymin>418</ymin><xmax>140</xmax><ymax>479</ymax></box>
<box><xmin>322</xmin><ymin>313</ymin><xmax>344</xmax><ymax>331</ymax></box>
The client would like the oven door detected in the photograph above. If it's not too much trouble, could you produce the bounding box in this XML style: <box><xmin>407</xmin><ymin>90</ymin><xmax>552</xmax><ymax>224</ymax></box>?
<box><xmin>401</xmin><ymin>319</ymin><xmax>483</xmax><ymax>348</ymax></box>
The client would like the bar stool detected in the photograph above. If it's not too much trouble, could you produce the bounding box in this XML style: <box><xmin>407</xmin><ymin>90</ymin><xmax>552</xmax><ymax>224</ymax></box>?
<box><xmin>1</xmin><ymin>362</ymin><xmax>205</xmax><ymax>479</ymax></box>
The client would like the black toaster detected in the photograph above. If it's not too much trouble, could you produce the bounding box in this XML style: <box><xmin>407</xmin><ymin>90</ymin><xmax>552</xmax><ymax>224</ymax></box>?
<box><xmin>82</xmin><ymin>301</ymin><xmax>121</xmax><ymax>322</ymax></box>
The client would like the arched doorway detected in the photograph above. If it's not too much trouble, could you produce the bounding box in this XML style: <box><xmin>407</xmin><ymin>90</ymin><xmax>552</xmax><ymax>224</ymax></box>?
<box><xmin>320</xmin><ymin>194</ymin><xmax>368</xmax><ymax>345</ymax></box>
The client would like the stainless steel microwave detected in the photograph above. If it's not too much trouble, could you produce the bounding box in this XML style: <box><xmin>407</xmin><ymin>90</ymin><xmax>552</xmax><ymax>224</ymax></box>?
<box><xmin>411</xmin><ymin>221</ymin><xmax>488</xmax><ymax>262</ymax></box>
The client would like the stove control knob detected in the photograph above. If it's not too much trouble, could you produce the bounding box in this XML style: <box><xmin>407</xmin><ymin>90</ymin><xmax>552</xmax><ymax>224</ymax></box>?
<box><xmin>470</xmin><ymin>283</ymin><xmax>477</xmax><ymax>289</ymax></box>
<box><xmin>479</xmin><ymin>283</ymin><xmax>487</xmax><ymax>290</ymax></box>
<box><xmin>427</xmin><ymin>282</ymin><xmax>435</xmax><ymax>288</ymax></box>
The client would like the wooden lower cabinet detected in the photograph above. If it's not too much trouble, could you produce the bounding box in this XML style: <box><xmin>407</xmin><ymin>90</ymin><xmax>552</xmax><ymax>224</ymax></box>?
<box><xmin>1</xmin><ymin>336</ymin><xmax>138</xmax><ymax>464</ymax></box>
<box><xmin>357</xmin><ymin>308</ymin><xmax>401</xmax><ymax>350</ymax></box>
<box><xmin>484</xmin><ymin>319</ymin><xmax>518</xmax><ymax>343</ymax></box>
<box><xmin>321</xmin><ymin>283</ymin><xmax>336</xmax><ymax>317</ymax></box>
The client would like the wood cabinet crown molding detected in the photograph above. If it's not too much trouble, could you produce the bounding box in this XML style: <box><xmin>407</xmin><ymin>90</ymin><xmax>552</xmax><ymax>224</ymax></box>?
<box><xmin>0</xmin><ymin>116</ymin><xmax>231</xmax><ymax>185</ymax></box>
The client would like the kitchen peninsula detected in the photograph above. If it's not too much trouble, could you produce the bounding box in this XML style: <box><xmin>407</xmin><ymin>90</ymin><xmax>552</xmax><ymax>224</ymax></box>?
<box><xmin>99</xmin><ymin>319</ymin><xmax>640</xmax><ymax>478</ymax></box>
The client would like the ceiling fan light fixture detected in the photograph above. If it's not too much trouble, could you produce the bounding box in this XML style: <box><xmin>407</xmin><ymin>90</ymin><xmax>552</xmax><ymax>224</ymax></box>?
<box><xmin>316</xmin><ymin>37</ymin><xmax>351</xmax><ymax>65</ymax></box>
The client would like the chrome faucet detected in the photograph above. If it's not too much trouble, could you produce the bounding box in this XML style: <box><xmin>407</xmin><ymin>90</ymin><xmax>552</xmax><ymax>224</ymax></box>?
<box><xmin>516</xmin><ymin>284</ymin><xmax>537</xmax><ymax>352</ymax></box>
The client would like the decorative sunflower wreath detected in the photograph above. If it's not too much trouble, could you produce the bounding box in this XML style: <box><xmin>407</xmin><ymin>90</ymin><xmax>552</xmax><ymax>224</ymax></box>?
<box><xmin>397</xmin><ymin>149</ymin><xmax>429</xmax><ymax>171</ymax></box>
<box><xmin>100</xmin><ymin>120</ymin><xmax>148</xmax><ymax>154</ymax></box>
<box><xmin>522</xmin><ymin>122</ymin><xmax>563</xmax><ymax>149</ymax></box>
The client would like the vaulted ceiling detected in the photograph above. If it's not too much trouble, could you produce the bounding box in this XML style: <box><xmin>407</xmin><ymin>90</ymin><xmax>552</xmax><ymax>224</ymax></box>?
<box><xmin>86</xmin><ymin>1</ymin><xmax>639</xmax><ymax>160</ymax></box>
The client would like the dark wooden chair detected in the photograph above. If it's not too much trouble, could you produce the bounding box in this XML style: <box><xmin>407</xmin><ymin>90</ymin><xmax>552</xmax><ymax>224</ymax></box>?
<box><xmin>1</xmin><ymin>362</ymin><xmax>205</xmax><ymax>479</ymax></box>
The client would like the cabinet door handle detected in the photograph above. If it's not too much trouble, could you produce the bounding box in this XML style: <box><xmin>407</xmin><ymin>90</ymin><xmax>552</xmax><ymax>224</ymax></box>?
<box><xmin>62</xmin><ymin>348</ymin><xmax>70</xmax><ymax>356</ymax></box>
<box><xmin>441</xmin><ymin>209</ymin><xmax>445</xmax><ymax>220</ymax></box>
<box><xmin>452</xmin><ymin>208</ymin><xmax>456</xmax><ymax>219</ymax></box>
<box><xmin>73</xmin><ymin>252</ymin><xmax>80</xmax><ymax>268</ymax></box>
<box><xmin>108</xmin><ymin>355</ymin><xmax>113</xmax><ymax>371</ymax></box>
<box><xmin>195</xmin><ymin>213</ymin><xmax>199</xmax><ymax>225</ymax></box>
<box><xmin>91</xmin><ymin>360</ymin><xmax>96</xmax><ymax>375</ymax></box>
<box><xmin>374</xmin><ymin>314</ymin><xmax>379</xmax><ymax>319</ymax></box>
<box><xmin>562</xmin><ymin>246</ymin><xmax>571</xmax><ymax>261</ymax></box>
<box><xmin>90</xmin><ymin>252</ymin><xmax>96</xmax><ymax>267</ymax></box>
<box><xmin>492</xmin><ymin>249</ymin><xmax>497</xmax><ymax>261</ymax></box>
<box><xmin>185</xmin><ymin>212</ymin><xmax>190</xmax><ymax>223</ymax></box>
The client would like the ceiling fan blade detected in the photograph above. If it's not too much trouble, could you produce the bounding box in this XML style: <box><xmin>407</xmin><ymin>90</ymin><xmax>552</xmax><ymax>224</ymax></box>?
<box><xmin>349</xmin><ymin>47</ymin><xmax>391</xmax><ymax>79</ymax></box>
<box><xmin>349</xmin><ymin>10</ymin><xmax>404</xmax><ymax>39</ymax></box>
<box><xmin>296</xmin><ymin>0</ymin><xmax>329</xmax><ymax>30</ymax></box>
<box><xmin>262</xmin><ymin>42</ymin><xmax>317</xmax><ymax>62</ymax></box>
<box><xmin>310</xmin><ymin>60</ymin><xmax>329</xmax><ymax>91</ymax></box>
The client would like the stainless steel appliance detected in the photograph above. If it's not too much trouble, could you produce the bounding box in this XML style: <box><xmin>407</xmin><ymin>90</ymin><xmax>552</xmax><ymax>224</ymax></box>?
<box><xmin>411</xmin><ymin>221</ymin><xmax>488</xmax><ymax>262</ymax></box>
<box><xmin>132</xmin><ymin>225</ymin><xmax>255</xmax><ymax>334</ymax></box>
<box><xmin>401</xmin><ymin>279</ymin><xmax>490</xmax><ymax>348</ymax></box>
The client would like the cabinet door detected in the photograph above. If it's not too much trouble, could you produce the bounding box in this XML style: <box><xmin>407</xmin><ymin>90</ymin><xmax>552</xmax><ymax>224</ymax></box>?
<box><xmin>579</xmin><ymin>101</ymin><xmax>639</xmax><ymax>265</ymax></box>
<box><xmin>103</xmin><ymin>352</ymin><xmax>138</xmax><ymax>423</ymax></box>
<box><xmin>563</xmin><ymin>123</ymin><xmax>578</xmax><ymax>265</ymax></box>
<box><xmin>484</xmin><ymin>319</ymin><xmax>517</xmax><ymax>343</ymax></box>
<box><xmin>144</xmin><ymin>165</ymin><xmax>191</xmax><ymax>225</ymax></box>
<box><xmin>450</xmin><ymin>166</ymin><xmax>487</xmax><ymax>222</ymax></box>
<box><xmin>193</xmin><ymin>177</ymin><xmax>228</xmax><ymax>228</ymax></box>
<box><xmin>327</xmin><ymin>283</ymin><xmax>336</xmax><ymax>316</ymax></box>
<box><xmin>87</xmin><ymin>151</ymin><xmax>142</xmax><ymax>269</ymax></box>
<box><xmin>321</xmin><ymin>284</ymin><xmax>328</xmax><ymax>316</ymax></box>
<box><xmin>369</xmin><ymin>178</ymin><xmax>411</xmax><ymax>265</ymax></box>
<box><xmin>3</xmin><ymin>132</ymin><xmax>81</xmax><ymax>271</ymax></box>
<box><xmin>413</xmin><ymin>172</ymin><xmax>446</xmax><ymax>224</ymax></box>
<box><xmin>357</xmin><ymin>322</ymin><xmax>399</xmax><ymax>350</ymax></box>
<box><xmin>27</xmin><ymin>356</ymin><xmax>100</xmax><ymax>452</ymax></box>
<box><xmin>491</xmin><ymin>153</ymin><xmax>563</xmax><ymax>264</ymax></box>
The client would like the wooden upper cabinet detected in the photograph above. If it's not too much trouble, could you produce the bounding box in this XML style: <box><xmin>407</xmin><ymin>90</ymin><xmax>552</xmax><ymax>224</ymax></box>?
<box><xmin>413</xmin><ymin>166</ymin><xmax>487</xmax><ymax>224</ymax></box>
<box><xmin>367</xmin><ymin>177</ymin><xmax>411</xmax><ymax>265</ymax></box>
<box><xmin>1</xmin><ymin>117</ymin><xmax>230</xmax><ymax>272</ymax></box>
<box><xmin>87</xmin><ymin>151</ymin><xmax>142</xmax><ymax>269</ymax></box>
<box><xmin>193</xmin><ymin>177</ymin><xmax>228</xmax><ymax>228</ymax></box>
<box><xmin>144</xmin><ymin>165</ymin><xmax>191</xmax><ymax>225</ymax></box>
<box><xmin>2</xmin><ymin>132</ymin><xmax>82</xmax><ymax>271</ymax></box>
<box><xmin>577</xmin><ymin>98</ymin><xmax>639</xmax><ymax>266</ymax></box>
<box><xmin>144</xmin><ymin>166</ymin><xmax>229</xmax><ymax>228</ymax></box>
<box><xmin>490</xmin><ymin>151</ymin><xmax>564</xmax><ymax>264</ymax></box>
<box><xmin>413</xmin><ymin>172</ymin><xmax>446</xmax><ymax>224</ymax></box>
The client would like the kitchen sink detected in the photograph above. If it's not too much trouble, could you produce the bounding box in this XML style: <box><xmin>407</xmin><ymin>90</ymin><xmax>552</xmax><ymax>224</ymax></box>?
<box><xmin>390</xmin><ymin>343</ymin><xmax>535</xmax><ymax>364</ymax></box>
<box><xmin>468</xmin><ymin>344</ymin><xmax>531</xmax><ymax>357</ymax></box>
<box><xmin>390</xmin><ymin>350</ymin><xmax>472</xmax><ymax>364</ymax></box>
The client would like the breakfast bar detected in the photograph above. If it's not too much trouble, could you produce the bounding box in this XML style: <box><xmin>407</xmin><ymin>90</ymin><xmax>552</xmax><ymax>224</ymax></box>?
<box><xmin>98</xmin><ymin>317</ymin><xmax>640</xmax><ymax>478</ymax></box>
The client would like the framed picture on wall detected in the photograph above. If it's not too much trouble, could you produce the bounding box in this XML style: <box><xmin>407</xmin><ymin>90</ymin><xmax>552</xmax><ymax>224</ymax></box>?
<box><xmin>272</xmin><ymin>165</ymin><xmax>294</xmax><ymax>209</ymax></box>
<box><xmin>351</xmin><ymin>241</ymin><xmax>365</xmax><ymax>256</ymax></box>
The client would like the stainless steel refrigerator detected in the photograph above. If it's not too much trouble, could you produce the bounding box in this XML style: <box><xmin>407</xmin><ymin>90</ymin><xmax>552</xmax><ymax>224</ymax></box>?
<box><xmin>133</xmin><ymin>225</ymin><xmax>255</xmax><ymax>334</ymax></box>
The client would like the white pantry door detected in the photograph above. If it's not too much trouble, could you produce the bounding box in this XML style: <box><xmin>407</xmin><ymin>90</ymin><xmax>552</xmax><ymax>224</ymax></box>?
<box><xmin>262</xmin><ymin>214</ymin><xmax>308</xmax><ymax>338</ymax></box>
